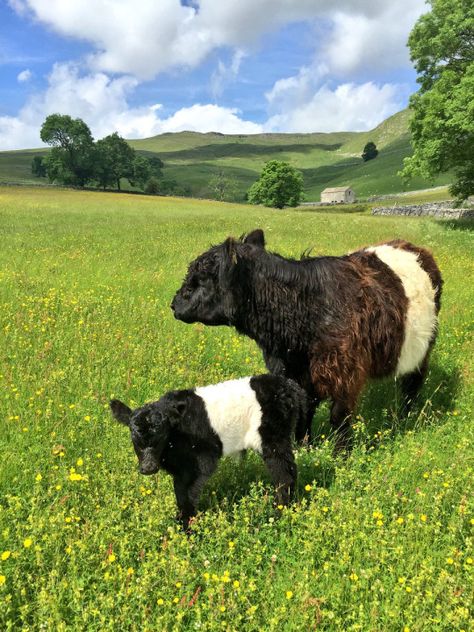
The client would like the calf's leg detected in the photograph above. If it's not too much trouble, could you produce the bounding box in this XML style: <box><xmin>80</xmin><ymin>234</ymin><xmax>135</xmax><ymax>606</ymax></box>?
<box><xmin>261</xmin><ymin>445</ymin><xmax>297</xmax><ymax>507</ymax></box>
<box><xmin>173</xmin><ymin>456</ymin><xmax>219</xmax><ymax>530</ymax></box>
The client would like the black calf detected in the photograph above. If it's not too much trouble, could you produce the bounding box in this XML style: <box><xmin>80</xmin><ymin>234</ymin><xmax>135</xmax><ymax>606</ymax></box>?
<box><xmin>111</xmin><ymin>374</ymin><xmax>307</xmax><ymax>529</ymax></box>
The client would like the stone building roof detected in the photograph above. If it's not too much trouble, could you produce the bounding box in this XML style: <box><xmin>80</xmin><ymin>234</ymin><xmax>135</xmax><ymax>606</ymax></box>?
<box><xmin>321</xmin><ymin>186</ymin><xmax>353</xmax><ymax>193</ymax></box>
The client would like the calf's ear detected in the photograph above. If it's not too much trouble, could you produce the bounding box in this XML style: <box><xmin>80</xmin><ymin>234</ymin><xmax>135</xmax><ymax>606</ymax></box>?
<box><xmin>243</xmin><ymin>229</ymin><xmax>265</xmax><ymax>248</ymax></box>
<box><xmin>167</xmin><ymin>400</ymin><xmax>187</xmax><ymax>426</ymax></box>
<box><xmin>110</xmin><ymin>399</ymin><xmax>132</xmax><ymax>426</ymax></box>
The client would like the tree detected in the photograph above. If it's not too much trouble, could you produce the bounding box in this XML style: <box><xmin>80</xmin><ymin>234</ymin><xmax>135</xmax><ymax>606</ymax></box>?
<box><xmin>131</xmin><ymin>155</ymin><xmax>152</xmax><ymax>190</ymax></box>
<box><xmin>400</xmin><ymin>0</ymin><xmax>474</xmax><ymax>201</ymax></box>
<box><xmin>147</xmin><ymin>155</ymin><xmax>164</xmax><ymax>174</ymax></box>
<box><xmin>40</xmin><ymin>114</ymin><xmax>95</xmax><ymax>186</ymax></box>
<box><xmin>208</xmin><ymin>171</ymin><xmax>237</xmax><ymax>201</ymax></box>
<box><xmin>247</xmin><ymin>161</ymin><xmax>304</xmax><ymax>208</ymax></box>
<box><xmin>144</xmin><ymin>177</ymin><xmax>161</xmax><ymax>195</ymax></box>
<box><xmin>95</xmin><ymin>132</ymin><xmax>135</xmax><ymax>190</ymax></box>
<box><xmin>362</xmin><ymin>141</ymin><xmax>379</xmax><ymax>162</ymax></box>
<box><xmin>31</xmin><ymin>156</ymin><xmax>47</xmax><ymax>177</ymax></box>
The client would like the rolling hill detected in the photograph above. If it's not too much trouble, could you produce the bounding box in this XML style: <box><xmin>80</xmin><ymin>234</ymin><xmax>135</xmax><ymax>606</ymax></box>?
<box><xmin>0</xmin><ymin>109</ymin><xmax>451</xmax><ymax>200</ymax></box>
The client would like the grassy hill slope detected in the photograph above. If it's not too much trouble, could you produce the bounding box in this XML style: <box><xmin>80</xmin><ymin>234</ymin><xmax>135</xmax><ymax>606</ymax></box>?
<box><xmin>0</xmin><ymin>110</ymin><xmax>451</xmax><ymax>199</ymax></box>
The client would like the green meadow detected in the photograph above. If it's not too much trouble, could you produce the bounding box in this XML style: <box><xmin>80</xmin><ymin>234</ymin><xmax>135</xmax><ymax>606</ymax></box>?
<box><xmin>0</xmin><ymin>110</ymin><xmax>452</xmax><ymax>201</ymax></box>
<box><xmin>0</xmin><ymin>186</ymin><xmax>472</xmax><ymax>630</ymax></box>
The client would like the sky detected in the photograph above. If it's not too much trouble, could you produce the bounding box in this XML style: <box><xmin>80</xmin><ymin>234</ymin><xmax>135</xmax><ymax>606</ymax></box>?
<box><xmin>0</xmin><ymin>0</ymin><xmax>427</xmax><ymax>150</ymax></box>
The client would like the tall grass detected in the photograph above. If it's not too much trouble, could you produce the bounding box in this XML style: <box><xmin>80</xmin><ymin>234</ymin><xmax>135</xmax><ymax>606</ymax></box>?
<box><xmin>0</xmin><ymin>187</ymin><xmax>472</xmax><ymax>630</ymax></box>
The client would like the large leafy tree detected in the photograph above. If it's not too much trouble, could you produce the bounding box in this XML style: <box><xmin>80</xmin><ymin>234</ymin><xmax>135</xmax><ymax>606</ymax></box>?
<box><xmin>95</xmin><ymin>132</ymin><xmax>135</xmax><ymax>190</ymax></box>
<box><xmin>247</xmin><ymin>160</ymin><xmax>303</xmax><ymax>208</ymax></box>
<box><xmin>130</xmin><ymin>155</ymin><xmax>152</xmax><ymax>189</ymax></box>
<box><xmin>40</xmin><ymin>114</ymin><xmax>96</xmax><ymax>187</ymax></box>
<box><xmin>401</xmin><ymin>0</ymin><xmax>474</xmax><ymax>201</ymax></box>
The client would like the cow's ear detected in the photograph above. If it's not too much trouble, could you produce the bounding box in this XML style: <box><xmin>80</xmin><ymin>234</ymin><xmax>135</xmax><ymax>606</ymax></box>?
<box><xmin>224</xmin><ymin>237</ymin><xmax>239</xmax><ymax>265</ymax></box>
<box><xmin>243</xmin><ymin>229</ymin><xmax>265</xmax><ymax>249</ymax></box>
<box><xmin>110</xmin><ymin>399</ymin><xmax>132</xmax><ymax>426</ymax></box>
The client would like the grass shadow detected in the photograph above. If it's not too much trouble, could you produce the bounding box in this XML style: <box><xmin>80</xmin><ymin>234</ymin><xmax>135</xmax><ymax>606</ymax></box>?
<box><xmin>357</xmin><ymin>361</ymin><xmax>461</xmax><ymax>439</ymax></box>
<box><xmin>147</xmin><ymin>142</ymin><xmax>342</xmax><ymax>163</ymax></box>
<box><xmin>307</xmin><ymin>361</ymin><xmax>461</xmax><ymax>454</ymax></box>
<box><xmin>437</xmin><ymin>217</ymin><xmax>474</xmax><ymax>232</ymax></box>
<box><xmin>198</xmin><ymin>444</ymin><xmax>336</xmax><ymax>515</ymax></box>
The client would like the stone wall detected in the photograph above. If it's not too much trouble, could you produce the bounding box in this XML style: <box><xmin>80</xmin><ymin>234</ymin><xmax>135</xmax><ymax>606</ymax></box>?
<box><xmin>372</xmin><ymin>201</ymin><xmax>474</xmax><ymax>219</ymax></box>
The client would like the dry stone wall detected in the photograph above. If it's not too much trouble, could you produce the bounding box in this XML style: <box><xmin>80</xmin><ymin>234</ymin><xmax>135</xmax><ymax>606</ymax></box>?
<box><xmin>372</xmin><ymin>202</ymin><xmax>474</xmax><ymax>219</ymax></box>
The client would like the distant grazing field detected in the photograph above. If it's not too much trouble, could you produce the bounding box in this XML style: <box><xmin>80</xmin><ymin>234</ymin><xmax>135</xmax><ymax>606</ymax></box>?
<box><xmin>0</xmin><ymin>110</ymin><xmax>452</xmax><ymax>200</ymax></box>
<box><xmin>0</xmin><ymin>187</ymin><xmax>472</xmax><ymax>630</ymax></box>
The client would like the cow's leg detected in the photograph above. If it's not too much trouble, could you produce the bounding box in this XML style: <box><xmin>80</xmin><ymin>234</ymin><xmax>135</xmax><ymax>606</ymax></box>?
<box><xmin>399</xmin><ymin>353</ymin><xmax>430</xmax><ymax>417</ymax></box>
<box><xmin>330</xmin><ymin>398</ymin><xmax>355</xmax><ymax>454</ymax></box>
<box><xmin>295</xmin><ymin>393</ymin><xmax>321</xmax><ymax>443</ymax></box>
<box><xmin>263</xmin><ymin>350</ymin><xmax>320</xmax><ymax>443</ymax></box>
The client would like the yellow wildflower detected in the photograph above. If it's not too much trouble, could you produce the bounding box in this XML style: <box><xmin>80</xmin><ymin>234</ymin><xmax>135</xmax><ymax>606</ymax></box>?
<box><xmin>23</xmin><ymin>538</ymin><xmax>33</xmax><ymax>548</ymax></box>
<box><xmin>1</xmin><ymin>551</ymin><xmax>11</xmax><ymax>561</ymax></box>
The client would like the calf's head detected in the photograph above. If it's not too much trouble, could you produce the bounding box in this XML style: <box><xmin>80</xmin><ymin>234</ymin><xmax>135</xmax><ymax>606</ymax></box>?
<box><xmin>110</xmin><ymin>398</ymin><xmax>184</xmax><ymax>475</ymax></box>
<box><xmin>171</xmin><ymin>228</ymin><xmax>265</xmax><ymax>326</ymax></box>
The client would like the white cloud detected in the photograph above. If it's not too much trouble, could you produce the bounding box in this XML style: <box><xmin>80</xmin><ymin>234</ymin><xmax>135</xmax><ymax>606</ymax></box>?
<box><xmin>17</xmin><ymin>69</ymin><xmax>33</xmax><ymax>82</ymax></box>
<box><xmin>156</xmin><ymin>103</ymin><xmax>262</xmax><ymax>135</ymax></box>
<box><xmin>10</xmin><ymin>0</ymin><xmax>426</xmax><ymax>79</ymax></box>
<box><xmin>265</xmin><ymin>81</ymin><xmax>403</xmax><ymax>133</ymax></box>
<box><xmin>324</xmin><ymin>3</ymin><xmax>426</xmax><ymax>75</ymax></box>
<box><xmin>0</xmin><ymin>62</ymin><xmax>262</xmax><ymax>149</ymax></box>
<box><xmin>210</xmin><ymin>50</ymin><xmax>246</xmax><ymax>99</ymax></box>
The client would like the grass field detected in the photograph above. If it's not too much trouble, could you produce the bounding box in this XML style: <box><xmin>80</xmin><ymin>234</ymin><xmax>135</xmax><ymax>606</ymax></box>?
<box><xmin>0</xmin><ymin>186</ymin><xmax>473</xmax><ymax>630</ymax></box>
<box><xmin>0</xmin><ymin>110</ymin><xmax>452</xmax><ymax>201</ymax></box>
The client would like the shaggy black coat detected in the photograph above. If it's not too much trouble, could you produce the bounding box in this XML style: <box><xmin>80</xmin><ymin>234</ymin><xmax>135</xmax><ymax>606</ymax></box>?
<box><xmin>110</xmin><ymin>374</ymin><xmax>307</xmax><ymax>529</ymax></box>
<box><xmin>171</xmin><ymin>229</ymin><xmax>442</xmax><ymax>451</ymax></box>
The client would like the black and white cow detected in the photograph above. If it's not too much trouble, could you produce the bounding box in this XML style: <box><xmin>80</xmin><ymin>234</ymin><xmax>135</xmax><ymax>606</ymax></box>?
<box><xmin>110</xmin><ymin>374</ymin><xmax>307</xmax><ymax>529</ymax></box>
<box><xmin>171</xmin><ymin>231</ymin><xmax>443</xmax><ymax>451</ymax></box>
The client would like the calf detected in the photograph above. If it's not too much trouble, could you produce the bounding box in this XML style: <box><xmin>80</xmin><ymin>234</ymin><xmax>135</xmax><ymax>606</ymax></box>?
<box><xmin>171</xmin><ymin>230</ymin><xmax>443</xmax><ymax>451</ymax></box>
<box><xmin>110</xmin><ymin>374</ymin><xmax>307</xmax><ymax>529</ymax></box>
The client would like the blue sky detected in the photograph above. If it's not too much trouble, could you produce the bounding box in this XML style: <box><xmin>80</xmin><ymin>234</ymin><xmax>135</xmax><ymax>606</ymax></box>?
<box><xmin>0</xmin><ymin>0</ymin><xmax>426</xmax><ymax>149</ymax></box>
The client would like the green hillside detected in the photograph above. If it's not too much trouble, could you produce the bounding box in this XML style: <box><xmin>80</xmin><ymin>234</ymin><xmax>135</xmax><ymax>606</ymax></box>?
<box><xmin>0</xmin><ymin>110</ymin><xmax>451</xmax><ymax>199</ymax></box>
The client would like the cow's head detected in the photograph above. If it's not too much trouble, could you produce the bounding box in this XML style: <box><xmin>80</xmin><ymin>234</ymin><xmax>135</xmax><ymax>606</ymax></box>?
<box><xmin>171</xmin><ymin>229</ymin><xmax>265</xmax><ymax>326</ymax></box>
<box><xmin>110</xmin><ymin>398</ymin><xmax>186</xmax><ymax>475</ymax></box>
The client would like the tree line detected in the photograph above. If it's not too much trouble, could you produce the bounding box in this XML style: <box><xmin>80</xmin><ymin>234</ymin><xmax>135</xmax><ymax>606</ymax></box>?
<box><xmin>32</xmin><ymin>114</ymin><xmax>188</xmax><ymax>195</ymax></box>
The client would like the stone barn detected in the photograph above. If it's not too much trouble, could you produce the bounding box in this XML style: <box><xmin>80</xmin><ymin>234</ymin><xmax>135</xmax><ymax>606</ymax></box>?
<box><xmin>321</xmin><ymin>186</ymin><xmax>356</xmax><ymax>204</ymax></box>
